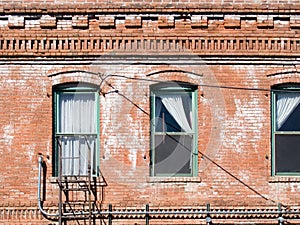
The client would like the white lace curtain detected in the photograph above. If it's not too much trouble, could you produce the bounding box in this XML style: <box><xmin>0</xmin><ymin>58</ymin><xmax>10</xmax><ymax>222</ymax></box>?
<box><xmin>276</xmin><ymin>92</ymin><xmax>300</xmax><ymax>130</ymax></box>
<box><xmin>160</xmin><ymin>95</ymin><xmax>192</xmax><ymax>133</ymax></box>
<box><xmin>59</xmin><ymin>93</ymin><xmax>96</xmax><ymax>176</ymax></box>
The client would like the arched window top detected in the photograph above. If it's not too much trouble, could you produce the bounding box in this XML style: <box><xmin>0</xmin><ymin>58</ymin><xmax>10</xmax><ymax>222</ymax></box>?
<box><xmin>272</xmin><ymin>83</ymin><xmax>300</xmax><ymax>91</ymax></box>
<box><xmin>151</xmin><ymin>81</ymin><xmax>198</xmax><ymax>92</ymax></box>
<box><xmin>53</xmin><ymin>82</ymin><xmax>99</xmax><ymax>92</ymax></box>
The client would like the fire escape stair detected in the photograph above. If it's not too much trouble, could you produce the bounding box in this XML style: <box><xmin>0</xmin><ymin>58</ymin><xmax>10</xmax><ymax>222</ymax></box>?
<box><xmin>58</xmin><ymin>176</ymin><xmax>96</xmax><ymax>220</ymax></box>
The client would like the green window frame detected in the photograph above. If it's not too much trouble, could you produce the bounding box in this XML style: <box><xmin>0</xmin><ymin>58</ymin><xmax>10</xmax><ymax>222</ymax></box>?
<box><xmin>53</xmin><ymin>82</ymin><xmax>100</xmax><ymax>177</ymax></box>
<box><xmin>272</xmin><ymin>84</ymin><xmax>300</xmax><ymax>176</ymax></box>
<box><xmin>150</xmin><ymin>82</ymin><xmax>198</xmax><ymax>177</ymax></box>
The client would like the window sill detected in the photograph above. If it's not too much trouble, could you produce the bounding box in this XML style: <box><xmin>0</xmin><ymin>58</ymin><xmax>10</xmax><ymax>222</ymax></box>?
<box><xmin>148</xmin><ymin>176</ymin><xmax>201</xmax><ymax>183</ymax></box>
<box><xmin>48</xmin><ymin>176</ymin><xmax>107</xmax><ymax>186</ymax></box>
<box><xmin>49</xmin><ymin>177</ymin><xmax>59</xmax><ymax>184</ymax></box>
<box><xmin>269</xmin><ymin>176</ymin><xmax>300</xmax><ymax>183</ymax></box>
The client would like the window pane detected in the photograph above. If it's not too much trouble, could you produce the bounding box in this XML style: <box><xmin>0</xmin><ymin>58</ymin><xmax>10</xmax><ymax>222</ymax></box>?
<box><xmin>60</xmin><ymin>136</ymin><xmax>96</xmax><ymax>176</ymax></box>
<box><xmin>275</xmin><ymin>134</ymin><xmax>300</xmax><ymax>173</ymax></box>
<box><xmin>155</xmin><ymin>97</ymin><xmax>181</xmax><ymax>132</ymax></box>
<box><xmin>278</xmin><ymin>103</ymin><xmax>300</xmax><ymax>131</ymax></box>
<box><xmin>154</xmin><ymin>134</ymin><xmax>192</xmax><ymax>175</ymax></box>
<box><xmin>155</xmin><ymin>94</ymin><xmax>192</xmax><ymax>132</ymax></box>
<box><xmin>276</xmin><ymin>92</ymin><xmax>300</xmax><ymax>131</ymax></box>
<box><xmin>59</xmin><ymin>93</ymin><xmax>96</xmax><ymax>133</ymax></box>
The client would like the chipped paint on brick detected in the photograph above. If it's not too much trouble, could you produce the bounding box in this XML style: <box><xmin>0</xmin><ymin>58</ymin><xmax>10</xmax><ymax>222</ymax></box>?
<box><xmin>1</xmin><ymin>124</ymin><xmax>14</xmax><ymax>149</ymax></box>
<box><xmin>225</xmin><ymin>95</ymin><xmax>264</xmax><ymax>154</ymax></box>
<box><xmin>26</xmin><ymin>143</ymin><xmax>36</xmax><ymax>161</ymax></box>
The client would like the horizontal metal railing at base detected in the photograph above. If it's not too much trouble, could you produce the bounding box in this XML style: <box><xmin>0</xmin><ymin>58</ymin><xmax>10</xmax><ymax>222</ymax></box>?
<box><xmin>38</xmin><ymin>155</ymin><xmax>297</xmax><ymax>225</ymax></box>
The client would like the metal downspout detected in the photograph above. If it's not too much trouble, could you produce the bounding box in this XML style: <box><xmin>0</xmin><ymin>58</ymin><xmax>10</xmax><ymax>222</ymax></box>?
<box><xmin>38</xmin><ymin>155</ymin><xmax>96</xmax><ymax>218</ymax></box>
<box><xmin>38</xmin><ymin>155</ymin><xmax>60</xmax><ymax>218</ymax></box>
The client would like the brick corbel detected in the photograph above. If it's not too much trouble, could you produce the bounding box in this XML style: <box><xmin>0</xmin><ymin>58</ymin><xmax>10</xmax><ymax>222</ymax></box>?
<box><xmin>158</xmin><ymin>15</ymin><xmax>174</xmax><ymax>28</ymax></box>
<box><xmin>224</xmin><ymin>15</ymin><xmax>241</xmax><ymax>28</ymax></box>
<box><xmin>290</xmin><ymin>15</ymin><xmax>300</xmax><ymax>29</ymax></box>
<box><xmin>191</xmin><ymin>15</ymin><xmax>208</xmax><ymax>28</ymax></box>
<box><xmin>99</xmin><ymin>15</ymin><xmax>115</xmax><ymax>28</ymax></box>
<box><xmin>257</xmin><ymin>15</ymin><xmax>274</xmax><ymax>28</ymax></box>
<box><xmin>125</xmin><ymin>15</ymin><xmax>142</xmax><ymax>28</ymax></box>
<box><xmin>72</xmin><ymin>15</ymin><xmax>89</xmax><ymax>29</ymax></box>
<box><xmin>40</xmin><ymin>15</ymin><xmax>57</xmax><ymax>28</ymax></box>
<box><xmin>8</xmin><ymin>16</ymin><xmax>25</xmax><ymax>28</ymax></box>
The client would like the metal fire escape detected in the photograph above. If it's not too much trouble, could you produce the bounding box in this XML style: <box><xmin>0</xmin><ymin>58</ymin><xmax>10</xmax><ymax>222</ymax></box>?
<box><xmin>56</xmin><ymin>134</ymin><xmax>100</xmax><ymax>225</ymax></box>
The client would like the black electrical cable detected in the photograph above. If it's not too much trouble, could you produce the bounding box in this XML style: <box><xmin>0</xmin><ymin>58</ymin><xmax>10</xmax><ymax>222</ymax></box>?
<box><xmin>48</xmin><ymin>70</ymin><xmax>292</xmax><ymax>207</ymax></box>
<box><xmin>97</xmin><ymin>72</ymin><xmax>289</xmax><ymax>208</ymax></box>
<box><xmin>98</xmin><ymin>73</ymin><xmax>298</xmax><ymax>93</ymax></box>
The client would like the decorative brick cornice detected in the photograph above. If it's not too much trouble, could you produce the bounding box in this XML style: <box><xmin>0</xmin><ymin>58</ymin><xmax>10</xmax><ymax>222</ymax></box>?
<box><xmin>1</xmin><ymin>13</ymin><xmax>300</xmax><ymax>31</ymax></box>
<box><xmin>0</xmin><ymin>12</ymin><xmax>300</xmax><ymax>57</ymax></box>
<box><xmin>0</xmin><ymin>35</ymin><xmax>300</xmax><ymax>57</ymax></box>
<box><xmin>1</xmin><ymin>3</ymin><xmax>300</xmax><ymax>14</ymax></box>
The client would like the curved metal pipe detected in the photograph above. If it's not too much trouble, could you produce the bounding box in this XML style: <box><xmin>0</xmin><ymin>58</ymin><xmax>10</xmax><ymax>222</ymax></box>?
<box><xmin>38</xmin><ymin>155</ymin><xmax>59</xmax><ymax>218</ymax></box>
<box><xmin>38</xmin><ymin>155</ymin><xmax>98</xmax><ymax>218</ymax></box>
<box><xmin>38</xmin><ymin>155</ymin><xmax>107</xmax><ymax>219</ymax></box>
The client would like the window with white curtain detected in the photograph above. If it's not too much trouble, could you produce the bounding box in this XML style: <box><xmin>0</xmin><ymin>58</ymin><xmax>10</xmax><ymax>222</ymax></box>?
<box><xmin>150</xmin><ymin>82</ymin><xmax>198</xmax><ymax>177</ymax></box>
<box><xmin>53</xmin><ymin>83</ymin><xmax>99</xmax><ymax>177</ymax></box>
<box><xmin>272</xmin><ymin>85</ymin><xmax>300</xmax><ymax>175</ymax></box>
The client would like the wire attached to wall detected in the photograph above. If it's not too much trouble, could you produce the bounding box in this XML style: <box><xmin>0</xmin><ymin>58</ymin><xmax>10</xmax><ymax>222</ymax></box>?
<box><xmin>96</xmin><ymin>71</ymin><xmax>289</xmax><ymax>209</ymax></box>
<box><xmin>48</xmin><ymin>70</ymin><xmax>291</xmax><ymax>208</ymax></box>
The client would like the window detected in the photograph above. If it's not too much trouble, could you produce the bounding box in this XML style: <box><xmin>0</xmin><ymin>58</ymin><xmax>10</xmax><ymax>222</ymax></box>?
<box><xmin>53</xmin><ymin>83</ymin><xmax>99</xmax><ymax>177</ymax></box>
<box><xmin>150</xmin><ymin>82</ymin><xmax>198</xmax><ymax>177</ymax></box>
<box><xmin>272</xmin><ymin>84</ymin><xmax>300</xmax><ymax>175</ymax></box>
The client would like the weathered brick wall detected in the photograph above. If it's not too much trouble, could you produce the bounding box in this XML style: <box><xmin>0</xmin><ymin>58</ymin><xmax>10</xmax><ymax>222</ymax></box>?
<box><xmin>1</xmin><ymin>1</ymin><xmax>300</xmax><ymax>224</ymax></box>
<box><xmin>1</xmin><ymin>61</ymin><xmax>300</xmax><ymax>224</ymax></box>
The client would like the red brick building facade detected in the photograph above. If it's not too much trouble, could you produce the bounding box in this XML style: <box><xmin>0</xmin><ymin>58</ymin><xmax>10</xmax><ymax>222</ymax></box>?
<box><xmin>1</xmin><ymin>0</ymin><xmax>300</xmax><ymax>224</ymax></box>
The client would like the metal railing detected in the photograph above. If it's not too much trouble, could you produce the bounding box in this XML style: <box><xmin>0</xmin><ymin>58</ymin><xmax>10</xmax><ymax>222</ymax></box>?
<box><xmin>38</xmin><ymin>155</ymin><xmax>299</xmax><ymax>225</ymax></box>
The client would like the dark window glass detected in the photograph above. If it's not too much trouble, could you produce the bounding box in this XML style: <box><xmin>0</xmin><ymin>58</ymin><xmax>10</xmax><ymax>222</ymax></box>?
<box><xmin>154</xmin><ymin>94</ymin><xmax>192</xmax><ymax>132</ymax></box>
<box><xmin>278</xmin><ymin>103</ymin><xmax>300</xmax><ymax>131</ymax></box>
<box><xmin>155</xmin><ymin>97</ymin><xmax>182</xmax><ymax>132</ymax></box>
<box><xmin>154</xmin><ymin>135</ymin><xmax>192</xmax><ymax>175</ymax></box>
<box><xmin>275</xmin><ymin>134</ymin><xmax>300</xmax><ymax>173</ymax></box>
